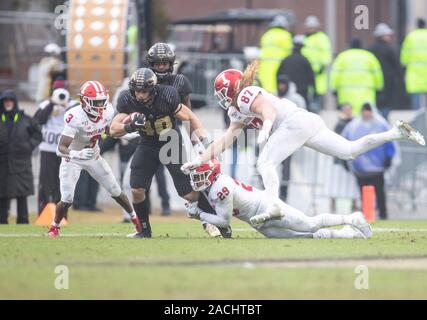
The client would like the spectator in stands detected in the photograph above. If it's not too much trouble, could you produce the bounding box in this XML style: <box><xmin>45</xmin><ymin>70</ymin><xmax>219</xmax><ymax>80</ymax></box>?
<box><xmin>301</xmin><ymin>15</ymin><xmax>333</xmax><ymax>112</ymax></box>
<box><xmin>342</xmin><ymin>103</ymin><xmax>396</xmax><ymax>220</ymax></box>
<box><xmin>277</xmin><ymin>35</ymin><xmax>315</xmax><ymax>110</ymax></box>
<box><xmin>0</xmin><ymin>90</ymin><xmax>42</xmax><ymax>224</ymax></box>
<box><xmin>369</xmin><ymin>23</ymin><xmax>402</xmax><ymax>119</ymax></box>
<box><xmin>34</xmin><ymin>80</ymin><xmax>78</xmax><ymax>214</ymax></box>
<box><xmin>258</xmin><ymin>15</ymin><xmax>293</xmax><ymax>94</ymax></box>
<box><xmin>400</xmin><ymin>18</ymin><xmax>427</xmax><ymax>110</ymax></box>
<box><xmin>331</xmin><ymin>38</ymin><xmax>384</xmax><ymax>116</ymax></box>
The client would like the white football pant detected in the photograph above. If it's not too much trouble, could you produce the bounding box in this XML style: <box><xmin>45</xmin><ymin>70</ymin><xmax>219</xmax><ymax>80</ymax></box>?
<box><xmin>257</xmin><ymin>109</ymin><xmax>399</xmax><ymax>196</ymax></box>
<box><xmin>59</xmin><ymin>155</ymin><xmax>121</xmax><ymax>203</ymax></box>
<box><xmin>257</xmin><ymin>199</ymin><xmax>357</xmax><ymax>239</ymax></box>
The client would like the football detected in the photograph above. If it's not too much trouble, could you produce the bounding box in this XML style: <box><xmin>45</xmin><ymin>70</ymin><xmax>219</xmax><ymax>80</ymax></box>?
<box><xmin>122</xmin><ymin>112</ymin><xmax>142</xmax><ymax>124</ymax></box>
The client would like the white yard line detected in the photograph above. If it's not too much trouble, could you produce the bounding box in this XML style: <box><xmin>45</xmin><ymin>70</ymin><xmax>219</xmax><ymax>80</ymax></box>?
<box><xmin>0</xmin><ymin>233</ymin><xmax>124</xmax><ymax>238</ymax></box>
<box><xmin>0</xmin><ymin>227</ymin><xmax>427</xmax><ymax>238</ymax></box>
<box><xmin>233</xmin><ymin>227</ymin><xmax>427</xmax><ymax>232</ymax></box>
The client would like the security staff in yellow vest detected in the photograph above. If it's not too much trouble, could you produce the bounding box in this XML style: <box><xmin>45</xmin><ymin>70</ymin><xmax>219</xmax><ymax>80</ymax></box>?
<box><xmin>301</xmin><ymin>15</ymin><xmax>332</xmax><ymax>111</ymax></box>
<box><xmin>258</xmin><ymin>15</ymin><xmax>293</xmax><ymax>94</ymax></box>
<box><xmin>331</xmin><ymin>38</ymin><xmax>384</xmax><ymax>115</ymax></box>
<box><xmin>400</xmin><ymin>18</ymin><xmax>427</xmax><ymax>110</ymax></box>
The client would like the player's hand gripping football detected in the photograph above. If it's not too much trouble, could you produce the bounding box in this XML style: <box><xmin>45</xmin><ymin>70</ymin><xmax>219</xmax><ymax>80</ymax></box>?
<box><xmin>124</xmin><ymin>113</ymin><xmax>146</xmax><ymax>133</ymax></box>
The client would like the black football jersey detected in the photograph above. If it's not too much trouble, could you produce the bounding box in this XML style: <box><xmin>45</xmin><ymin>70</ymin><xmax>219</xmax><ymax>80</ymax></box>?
<box><xmin>160</xmin><ymin>74</ymin><xmax>192</xmax><ymax>103</ymax></box>
<box><xmin>116</xmin><ymin>85</ymin><xmax>182</xmax><ymax>145</ymax></box>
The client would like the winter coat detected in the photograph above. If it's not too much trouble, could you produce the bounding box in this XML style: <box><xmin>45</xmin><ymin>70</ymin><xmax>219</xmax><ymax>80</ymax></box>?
<box><xmin>0</xmin><ymin>90</ymin><xmax>42</xmax><ymax>197</ymax></box>
<box><xmin>277</xmin><ymin>49</ymin><xmax>316</xmax><ymax>103</ymax></box>
<box><xmin>369</xmin><ymin>40</ymin><xmax>402</xmax><ymax>108</ymax></box>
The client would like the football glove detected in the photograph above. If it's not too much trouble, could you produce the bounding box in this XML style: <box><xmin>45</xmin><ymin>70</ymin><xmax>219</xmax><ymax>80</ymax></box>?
<box><xmin>69</xmin><ymin>148</ymin><xmax>95</xmax><ymax>160</ymax></box>
<box><xmin>185</xmin><ymin>201</ymin><xmax>201</xmax><ymax>220</ymax></box>
<box><xmin>181</xmin><ymin>158</ymin><xmax>202</xmax><ymax>175</ymax></box>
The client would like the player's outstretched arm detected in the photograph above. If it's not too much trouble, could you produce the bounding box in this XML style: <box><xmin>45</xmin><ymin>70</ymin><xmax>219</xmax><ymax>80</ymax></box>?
<box><xmin>199</xmin><ymin>195</ymin><xmax>233</xmax><ymax>229</ymax></box>
<box><xmin>174</xmin><ymin>104</ymin><xmax>208</xmax><ymax>142</ymax></box>
<box><xmin>201</xmin><ymin>122</ymin><xmax>244</xmax><ymax>164</ymax></box>
<box><xmin>181</xmin><ymin>121</ymin><xmax>244</xmax><ymax>174</ymax></box>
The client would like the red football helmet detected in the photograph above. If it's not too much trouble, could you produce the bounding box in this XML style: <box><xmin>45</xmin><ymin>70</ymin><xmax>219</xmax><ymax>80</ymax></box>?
<box><xmin>214</xmin><ymin>69</ymin><xmax>242</xmax><ymax>110</ymax></box>
<box><xmin>190</xmin><ymin>159</ymin><xmax>221</xmax><ymax>191</ymax></box>
<box><xmin>79</xmin><ymin>80</ymin><xmax>109</xmax><ymax>121</ymax></box>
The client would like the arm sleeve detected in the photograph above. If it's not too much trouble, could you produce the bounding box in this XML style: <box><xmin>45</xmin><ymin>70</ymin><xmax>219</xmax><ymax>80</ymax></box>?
<box><xmin>116</xmin><ymin>90</ymin><xmax>132</xmax><ymax>114</ymax></box>
<box><xmin>168</xmin><ymin>88</ymin><xmax>182</xmax><ymax>116</ymax></box>
<box><xmin>199</xmin><ymin>195</ymin><xmax>233</xmax><ymax>229</ymax></box>
<box><xmin>179</xmin><ymin>74</ymin><xmax>193</xmax><ymax>96</ymax></box>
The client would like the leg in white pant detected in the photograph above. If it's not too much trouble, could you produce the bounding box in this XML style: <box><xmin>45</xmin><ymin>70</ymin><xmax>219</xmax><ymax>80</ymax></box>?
<box><xmin>256</xmin><ymin>118</ymin><xmax>318</xmax><ymax>196</ymax></box>
<box><xmin>305</xmin><ymin>120</ymin><xmax>400</xmax><ymax>160</ymax></box>
<box><xmin>272</xmin><ymin>200</ymin><xmax>354</xmax><ymax>233</ymax></box>
<box><xmin>85</xmin><ymin>156</ymin><xmax>122</xmax><ymax>197</ymax></box>
<box><xmin>59</xmin><ymin>159</ymin><xmax>83</xmax><ymax>203</ymax></box>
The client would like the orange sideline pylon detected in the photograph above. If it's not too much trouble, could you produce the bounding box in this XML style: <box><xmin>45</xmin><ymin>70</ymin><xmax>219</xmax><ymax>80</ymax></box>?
<box><xmin>362</xmin><ymin>185</ymin><xmax>376</xmax><ymax>223</ymax></box>
<box><xmin>35</xmin><ymin>203</ymin><xmax>68</xmax><ymax>226</ymax></box>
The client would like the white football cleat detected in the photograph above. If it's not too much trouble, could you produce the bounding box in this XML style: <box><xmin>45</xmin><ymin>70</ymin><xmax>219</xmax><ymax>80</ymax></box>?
<box><xmin>202</xmin><ymin>223</ymin><xmax>221</xmax><ymax>238</ymax></box>
<box><xmin>249</xmin><ymin>202</ymin><xmax>283</xmax><ymax>226</ymax></box>
<box><xmin>396</xmin><ymin>120</ymin><xmax>425</xmax><ymax>146</ymax></box>
<box><xmin>341</xmin><ymin>225</ymin><xmax>366</xmax><ymax>239</ymax></box>
<box><xmin>350</xmin><ymin>211</ymin><xmax>373</xmax><ymax>239</ymax></box>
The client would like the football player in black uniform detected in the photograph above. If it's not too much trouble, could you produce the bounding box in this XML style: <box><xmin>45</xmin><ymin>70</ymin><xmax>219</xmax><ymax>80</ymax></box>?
<box><xmin>146</xmin><ymin>43</ymin><xmax>231</xmax><ymax>237</ymax></box>
<box><xmin>145</xmin><ymin>42</ymin><xmax>192</xmax><ymax>108</ymax></box>
<box><xmin>143</xmin><ymin>42</ymin><xmax>192</xmax><ymax>217</ymax></box>
<box><xmin>110</xmin><ymin>68</ymin><xmax>209</xmax><ymax>238</ymax></box>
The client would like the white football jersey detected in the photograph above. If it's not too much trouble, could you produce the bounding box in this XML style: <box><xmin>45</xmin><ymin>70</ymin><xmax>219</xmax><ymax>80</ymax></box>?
<box><xmin>204</xmin><ymin>174</ymin><xmax>274</xmax><ymax>224</ymax></box>
<box><xmin>228</xmin><ymin>85</ymin><xmax>300</xmax><ymax>131</ymax></box>
<box><xmin>61</xmin><ymin>103</ymin><xmax>114</xmax><ymax>155</ymax></box>
<box><xmin>38</xmin><ymin>100</ymin><xmax>78</xmax><ymax>153</ymax></box>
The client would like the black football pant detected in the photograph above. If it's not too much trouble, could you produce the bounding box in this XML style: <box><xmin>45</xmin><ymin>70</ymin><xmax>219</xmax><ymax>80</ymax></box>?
<box><xmin>38</xmin><ymin>151</ymin><xmax>61</xmax><ymax>214</ymax></box>
<box><xmin>0</xmin><ymin>197</ymin><xmax>29</xmax><ymax>224</ymax></box>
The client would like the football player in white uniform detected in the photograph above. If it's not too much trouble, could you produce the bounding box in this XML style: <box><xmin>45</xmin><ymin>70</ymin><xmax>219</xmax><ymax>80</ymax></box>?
<box><xmin>48</xmin><ymin>81</ymin><xmax>141</xmax><ymax>237</ymax></box>
<box><xmin>186</xmin><ymin>160</ymin><xmax>372</xmax><ymax>239</ymax></box>
<box><xmin>181</xmin><ymin>61</ymin><xmax>425</xmax><ymax>196</ymax></box>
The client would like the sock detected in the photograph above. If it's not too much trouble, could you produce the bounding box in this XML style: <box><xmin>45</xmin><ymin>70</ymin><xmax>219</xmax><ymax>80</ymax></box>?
<box><xmin>312</xmin><ymin>213</ymin><xmax>345</xmax><ymax>229</ymax></box>
<box><xmin>129</xmin><ymin>211</ymin><xmax>137</xmax><ymax>219</ymax></box>
<box><xmin>313</xmin><ymin>227</ymin><xmax>356</xmax><ymax>239</ymax></box>
<box><xmin>133</xmin><ymin>200</ymin><xmax>150</xmax><ymax>231</ymax></box>
<box><xmin>51</xmin><ymin>222</ymin><xmax>60</xmax><ymax>228</ymax></box>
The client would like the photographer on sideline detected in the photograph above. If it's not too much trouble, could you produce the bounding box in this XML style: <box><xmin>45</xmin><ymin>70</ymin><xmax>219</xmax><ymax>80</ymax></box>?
<box><xmin>34</xmin><ymin>80</ymin><xmax>78</xmax><ymax>214</ymax></box>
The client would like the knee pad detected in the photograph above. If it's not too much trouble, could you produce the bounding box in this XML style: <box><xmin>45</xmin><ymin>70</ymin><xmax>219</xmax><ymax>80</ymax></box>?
<box><xmin>132</xmin><ymin>188</ymin><xmax>145</xmax><ymax>203</ymax></box>
<box><xmin>108</xmin><ymin>182</ymin><xmax>122</xmax><ymax>198</ymax></box>
<box><xmin>60</xmin><ymin>192</ymin><xmax>74</xmax><ymax>204</ymax></box>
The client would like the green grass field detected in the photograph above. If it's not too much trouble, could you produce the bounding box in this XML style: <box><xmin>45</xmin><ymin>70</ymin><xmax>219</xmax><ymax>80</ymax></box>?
<box><xmin>1</xmin><ymin>209</ymin><xmax>427</xmax><ymax>299</ymax></box>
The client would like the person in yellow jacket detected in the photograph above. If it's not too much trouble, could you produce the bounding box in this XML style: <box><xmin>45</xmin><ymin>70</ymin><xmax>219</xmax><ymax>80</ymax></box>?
<box><xmin>258</xmin><ymin>15</ymin><xmax>293</xmax><ymax>94</ymax></box>
<box><xmin>331</xmin><ymin>39</ymin><xmax>384</xmax><ymax>115</ymax></box>
<box><xmin>301</xmin><ymin>15</ymin><xmax>332</xmax><ymax>111</ymax></box>
<box><xmin>400</xmin><ymin>18</ymin><xmax>427</xmax><ymax>110</ymax></box>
